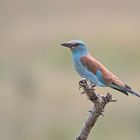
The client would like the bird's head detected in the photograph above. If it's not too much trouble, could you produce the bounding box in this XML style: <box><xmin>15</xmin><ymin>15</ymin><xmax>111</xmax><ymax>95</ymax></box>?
<box><xmin>61</xmin><ymin>40</ymin><xmax>88</xmax><ymax>55</ymax></box>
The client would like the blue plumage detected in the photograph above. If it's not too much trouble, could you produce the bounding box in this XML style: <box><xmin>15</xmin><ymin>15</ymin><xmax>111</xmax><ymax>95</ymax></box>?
<box><xmin>61</xmin><ymin>40</ymin><xmax>140</xmax><ymax>97</ymax></box>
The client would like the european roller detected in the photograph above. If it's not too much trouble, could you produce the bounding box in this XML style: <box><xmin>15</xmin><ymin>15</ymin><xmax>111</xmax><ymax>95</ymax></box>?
<box><xmin>61</xmin><ymin>40</ymin><xmax>140</xmax><ymax>97</ymax></box>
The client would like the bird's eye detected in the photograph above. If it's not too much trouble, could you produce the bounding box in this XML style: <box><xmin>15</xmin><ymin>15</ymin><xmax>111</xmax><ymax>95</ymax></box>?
<box><xmin>75</xmin><ymin>43</ymin><xmax>80</xmax><ymax>46</ymax></box>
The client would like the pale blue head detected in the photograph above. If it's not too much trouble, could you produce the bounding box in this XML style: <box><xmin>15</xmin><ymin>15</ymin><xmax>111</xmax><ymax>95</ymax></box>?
<box><xmin>61</xmin><ymin>40</ymin><xmax>88</xmax><ymax>55</ymax></box>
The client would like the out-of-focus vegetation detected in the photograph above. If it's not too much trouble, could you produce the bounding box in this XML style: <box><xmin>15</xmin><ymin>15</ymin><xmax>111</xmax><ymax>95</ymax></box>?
<box><xmin>0</xmin><ymin>0</ymin><xmax>140</xmax><ymax>140</ymax></box>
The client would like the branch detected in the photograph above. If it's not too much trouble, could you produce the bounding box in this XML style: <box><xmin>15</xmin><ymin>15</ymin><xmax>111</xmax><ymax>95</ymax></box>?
<box><xmin>76</xmin><ymin>78</ymin><xmax>116</xmax><ymax>140</ymax></box>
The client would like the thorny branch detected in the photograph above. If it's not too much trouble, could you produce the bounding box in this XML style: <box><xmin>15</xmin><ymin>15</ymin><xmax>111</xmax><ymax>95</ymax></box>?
<box><xmin>76</xmin><ymin>78</ymin><xmax>116</xmax><ymax>140</ymax></box>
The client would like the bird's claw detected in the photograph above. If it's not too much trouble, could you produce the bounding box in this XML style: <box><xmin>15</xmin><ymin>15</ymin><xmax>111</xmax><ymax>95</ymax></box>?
<box><xmin>79</xmin><ymin>78</ymin><xmax>87</xmax><ymax>87</ymax></box>
<box><xmin>92</xmin><ymin>84</ymin><xmax>96</xmax><ymax>88</ymax></box>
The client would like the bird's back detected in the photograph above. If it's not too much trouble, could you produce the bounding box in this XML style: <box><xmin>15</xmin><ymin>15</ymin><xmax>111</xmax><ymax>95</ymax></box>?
<box><xmin>80</xmin><ymin>54</ymin><xmax>125</xmax><ymax>87</ymax></box>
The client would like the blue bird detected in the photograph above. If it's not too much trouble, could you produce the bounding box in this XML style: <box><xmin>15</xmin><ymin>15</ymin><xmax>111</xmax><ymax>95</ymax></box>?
<box><xmin>61</xmin><ymin>40</ymin><xmax>140</xmax><ymax>97</ymax></box>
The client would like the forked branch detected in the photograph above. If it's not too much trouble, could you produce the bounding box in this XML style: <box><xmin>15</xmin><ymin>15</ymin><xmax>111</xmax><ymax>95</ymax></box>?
<box><xmin>76</xmin><ymin>78</ymin><xmax>116</xmax><ymax>140</ymax></box>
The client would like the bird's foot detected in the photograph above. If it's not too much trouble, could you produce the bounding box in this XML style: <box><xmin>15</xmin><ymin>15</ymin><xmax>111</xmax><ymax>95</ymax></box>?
<box><xmin>79</xmin><ymin>78</ymin><xmax>87</xmax><ymax>87</ymax></box>
<box><xmin>79</xmin><ymin>78</ymin><xmax>88</xmax><ymax>94</ymax></box>
<box><xmin>91</xmin><ymin>84</ymin><xmax>96</xmax><ymax>91</ymax></box>
<box><xmin>79</xmin><ymin>78</ymin><xmax>97</xmax><ymax>95</ymax></box>
<box><xmin>92</xmin><ymin>84</ymin><xmax>96</xmax><ymax>88</ymax></box>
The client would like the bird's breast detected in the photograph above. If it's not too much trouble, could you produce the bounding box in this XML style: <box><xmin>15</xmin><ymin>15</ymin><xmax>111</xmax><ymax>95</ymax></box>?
<box><xmin>73</xmin><ymin>56</ymin><xmax>105</xmax><ymax>86</ymax></box>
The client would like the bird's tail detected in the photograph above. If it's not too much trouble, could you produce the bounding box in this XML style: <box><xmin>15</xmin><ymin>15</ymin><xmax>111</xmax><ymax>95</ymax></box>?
<box><xmin>124</xmin><ymin>85</ymin><xmax>140</xmax><ymax>98</ymax></box>
<box><xmin>111</xmin><ymin>83</ymin><xmax>140</xmax><ymax>98</ymax></box>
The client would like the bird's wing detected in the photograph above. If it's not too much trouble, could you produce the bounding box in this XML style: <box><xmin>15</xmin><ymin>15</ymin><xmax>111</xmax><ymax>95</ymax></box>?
<box><xmin>80</xmin><ymin>55</ymin><xmax>124</xmax><ymax>86</ymax></box>
<box><xmin>80</xmin><ymin>55</ymin><xmax>140</xmax><ymax>97</ymax></box>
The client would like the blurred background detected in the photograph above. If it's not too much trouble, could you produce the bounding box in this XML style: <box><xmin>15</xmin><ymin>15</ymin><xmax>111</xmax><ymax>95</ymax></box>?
<box><xmin>0</xmin><ymin>0</ymin><xmax>140</xmax><ymax>140</ymax></box>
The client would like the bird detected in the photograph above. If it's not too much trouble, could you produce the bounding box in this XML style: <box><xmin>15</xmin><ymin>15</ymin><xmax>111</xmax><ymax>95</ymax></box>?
<box><xmin>61</xmin><ymin>40</ymin><xmax>140</xmax><ymax>97</ymax></box>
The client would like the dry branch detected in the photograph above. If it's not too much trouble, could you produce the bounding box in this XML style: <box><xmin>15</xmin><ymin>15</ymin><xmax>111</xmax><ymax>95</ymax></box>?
<box><xmin>76</xmin><ymin>78</ymin><xmax>116</xmax><ymax>140</ymax></box>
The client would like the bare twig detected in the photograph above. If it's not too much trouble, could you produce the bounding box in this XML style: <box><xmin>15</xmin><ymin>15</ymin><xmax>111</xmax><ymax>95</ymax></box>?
<box><xmin>76</xmin><ymin>78</ymin><xmax>116</xmax><ymax>140</ymax></box>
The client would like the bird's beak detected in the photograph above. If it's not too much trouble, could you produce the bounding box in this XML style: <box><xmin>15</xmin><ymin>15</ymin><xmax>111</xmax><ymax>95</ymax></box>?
<box><xmin>61</xmin><ymin>43</ymin><xmax>73</xmax><ymax>48</ymax></box>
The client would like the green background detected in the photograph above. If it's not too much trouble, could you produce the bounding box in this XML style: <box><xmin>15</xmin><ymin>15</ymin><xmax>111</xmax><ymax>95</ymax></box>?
<box><xmin>0</xmin><ymin>0</ymin><xmax>140</xmax><ymax>140</ymax></box>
